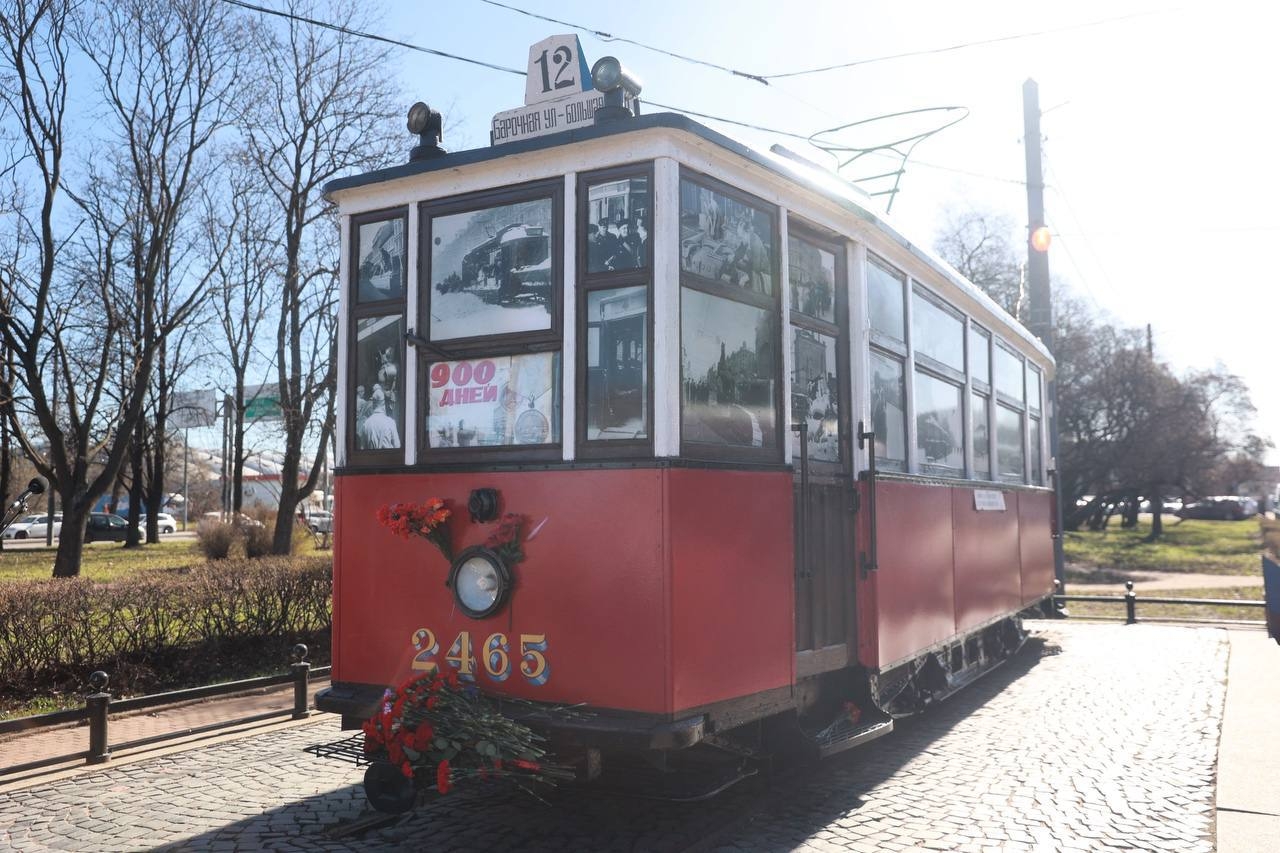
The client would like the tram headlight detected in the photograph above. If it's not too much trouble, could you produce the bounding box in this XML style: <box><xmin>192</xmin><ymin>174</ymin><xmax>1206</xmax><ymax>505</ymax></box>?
<box><xmin>447</xmin><ymin>547</ymin><xmax>512</xmax><ymax>619</ymax></box>
<box><xmin>591</xmin><ymin>56</ymin><xmax>642</xmax><ymax>124</ymax></box>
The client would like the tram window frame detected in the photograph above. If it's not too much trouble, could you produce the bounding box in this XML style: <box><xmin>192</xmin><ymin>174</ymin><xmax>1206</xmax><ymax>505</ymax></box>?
<box><xmin>677</xmin><ymin>169</ymin><xmax>783</xmax><ymax>464</ymax></box>
<box><xmin>1027</xmin><ymin>364</ymin><xmax>1044</xmax><ymax>484</ymax></box>
<box><xmin>787</xmin><ymin>221</ymin><xmax>849</xmax><ymax>470</ymax></box>
<box><xmin>415</xmin><ymin>180</ymin><xmax>565</xmax><ymax>464</ymax></box>
<box><xmin>992</xmin><ymin>339</ymin><xmax>1027</xmax><ymax>483</ymax></box>
<box><xmin>575</xmin><ymin>164</ymin><xmax>655</xmax><ymax>458</ymax></box>
<box><xmin>346</xmin><ymin>206</ymin><xmax>409</xmax><ymax>467</ymax></box>
<box><xmin>910</xmin><ymin>286</ymin><xmax>965</xmax><ymax>380</ymax></box>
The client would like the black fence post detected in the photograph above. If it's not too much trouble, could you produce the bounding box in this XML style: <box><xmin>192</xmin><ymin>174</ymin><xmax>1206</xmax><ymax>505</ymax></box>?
<box><xmin>1125</xmin><ymin>581</ymin><xmax>1137</xmax><ymax>625</ymax></box>
<box><xmin>291</xmin><ymin>644</ymin><xmax>311</xmax><ymax>720</ymax></box>
<box><xmin>86</xmin><ymin>670</ymin><xmax>111</xmax><ymax>765</ymax></box>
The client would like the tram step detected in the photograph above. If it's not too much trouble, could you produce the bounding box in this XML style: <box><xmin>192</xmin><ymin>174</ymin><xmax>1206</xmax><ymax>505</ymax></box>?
<box><xmin>811</xmin><ymin>712</ymin><xmax>894</xmax><ymax>758</ymax></box>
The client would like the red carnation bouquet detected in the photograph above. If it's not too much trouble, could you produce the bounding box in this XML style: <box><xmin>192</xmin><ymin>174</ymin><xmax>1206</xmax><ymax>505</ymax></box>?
<box><xmin>484</xmin><ymin>512</ymin><xmax>528</xmax><ymax>564</ymax></box>
<box><xmin>377</xmin><ymin>498</ymin><xmax>453</xmax><ymax>560</ymax></box>
<box><xmin>362</xmin><ymin>671</ymin><xmax>571</xmax><ymax>795</ymax></box>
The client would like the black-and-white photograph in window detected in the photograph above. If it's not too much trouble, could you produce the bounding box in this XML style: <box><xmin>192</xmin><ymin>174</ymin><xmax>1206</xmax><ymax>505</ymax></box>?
<box><xmin>679</xmin><ymin>180</ymin><xmax>773</xmax><ymax>295</ymax></box>
<box><xmin>586</xmin><ymin>286</ymin><xmax>647</xmax><ymax>440</ymax></box>
<box><xmin>356</xmin><ymin>217</ymin><xmax>406</xmax><ymax>303</ymax></box>
<box><xmin>681</xmin><ymin>289</ymin><xmax>777</xmax><ymax>449</ymax></box>
<box><xmin>788</xmin><ymin>237</ymin><xmax>835</xmax><ymax>323</ymax></box>
<box><xmin>429</xmin><ymin>199</ymin><xmax>554</xmax><ymax>341</ymax></box>
<box><xmin>426</xmin><ymin>353</ymin><xmax>561</xmax><ymax>448</ymax></box>
<box><xmin>353</xmin><ymin>316</ymin><xmax>403</xmax><ymax>451</ymax></box>
<box><xmin>586</xmin><ymin>177</ymin><xmax>649</xmax><ymax>274</ymax></box>
<box><xmin>791</xmin><ymin>328</ymin><xmax>839</xmax><ymax>461</ymax></box>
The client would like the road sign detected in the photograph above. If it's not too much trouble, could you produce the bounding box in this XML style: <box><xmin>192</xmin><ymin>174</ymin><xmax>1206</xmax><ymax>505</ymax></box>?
<box><xmin>244</xmin><ymin>383</ymin><xmax>283</xmax><ymax>421</ymax></box>
<box><xmin>170</xmin><ymin>389</ymin><xmax>217</xmax><ymax>429</ymax></box>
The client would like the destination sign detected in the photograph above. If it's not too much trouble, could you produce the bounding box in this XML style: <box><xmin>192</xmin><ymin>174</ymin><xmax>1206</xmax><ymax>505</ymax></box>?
<box><xmin>490</xmin><ymin>90</ymin><xmax>633</xmax><ymax>146</ymax></box>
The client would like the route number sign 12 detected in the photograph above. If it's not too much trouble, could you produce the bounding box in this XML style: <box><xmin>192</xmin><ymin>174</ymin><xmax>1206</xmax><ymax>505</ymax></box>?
<box><xmin>524</xmin><ymin>34</ymin><xmax>591</xmax><ymax>106</ymax></box>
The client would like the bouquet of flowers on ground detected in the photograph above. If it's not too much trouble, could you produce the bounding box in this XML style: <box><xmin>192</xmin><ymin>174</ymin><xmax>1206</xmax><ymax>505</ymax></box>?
<box><xmin>376</xmin><ymin>498</ymin><xmax>453</xmax><ymax>560</ymax></box>
<box><xmin>362</xmin><ymin>670</ymin><xmax>573</xmax><ymax>796</ymax></box>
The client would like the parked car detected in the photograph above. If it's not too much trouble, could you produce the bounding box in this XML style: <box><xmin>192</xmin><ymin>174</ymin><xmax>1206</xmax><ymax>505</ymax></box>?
<box><xmin>23</xmin><ymin>514</ymin><xmax>63</xmax><ymax>540</ymax></box>
<box><xmin>139</xmin><ymin>512</ymin><xmax>178</xmax><ymax>534</ymax></box>
<box><xmin>302</xmin><ymin>510</ymin><xmax>333</xmax><ymax>534</ymax></box>
<box><xmin>2</xmin><ymin>514</ymin><xmax>45</xmax><ymax>539</ymax></box>
<box><xmin>1177</xmin><ymin>497</ymin><xmax>1254</xmax><ymax>521</ymax></box>
<box><xmin>85</xmin><ymin>512</ymin><xmax>132</xmax><ymax>542</ymax></box>
<box><xmin>201</xmin><ymin>511</ymin><xmax>265</xmax><ymax>528</ymax></box>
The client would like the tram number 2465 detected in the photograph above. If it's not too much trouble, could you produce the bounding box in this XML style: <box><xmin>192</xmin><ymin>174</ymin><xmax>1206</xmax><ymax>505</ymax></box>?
<box><xmin>411</xmin><ymin>628</ymin><xmax>550</xmax><ymax>687</ymax></box>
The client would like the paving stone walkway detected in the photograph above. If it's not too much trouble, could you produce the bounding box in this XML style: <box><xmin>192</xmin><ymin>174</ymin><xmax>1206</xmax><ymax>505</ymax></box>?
<box><xmin>0</xmin><ymin>622</ymin><xmax>1230</xmax><ymax>851</ymax></box>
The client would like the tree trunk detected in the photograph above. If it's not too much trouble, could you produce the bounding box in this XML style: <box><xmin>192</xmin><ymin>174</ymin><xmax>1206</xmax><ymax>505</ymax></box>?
<box><xmin>1146</xmin><ymin>487</ymin><xmax>1164</xmax><ymax>541</ymax></box>
<box><xmin>51</xmin><ymin>494</ymin><xmax>91</xmax><ymax>578</ymax></box>
<box><xmin>125</xmin><ymin>421</ymin><xmax>144</xmax><ymax>548</ymax></box>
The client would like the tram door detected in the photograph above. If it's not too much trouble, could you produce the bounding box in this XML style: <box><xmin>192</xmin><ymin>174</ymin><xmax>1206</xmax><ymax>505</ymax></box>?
<box><xmin>789</xmin><ymin>234</ymin><xmax>854</xmax><ymax>675</ymax></box>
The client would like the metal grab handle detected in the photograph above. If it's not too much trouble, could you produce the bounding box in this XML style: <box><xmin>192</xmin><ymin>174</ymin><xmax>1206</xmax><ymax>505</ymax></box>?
<box><xmin>857</xmin><ymin>421</ymin><xmax>879</xmax><ymax>578</ymax></box>
<box><xmin>792</xmin><ymin>422</ymin><xmax>811</xmax><ymax>579</ymax></box>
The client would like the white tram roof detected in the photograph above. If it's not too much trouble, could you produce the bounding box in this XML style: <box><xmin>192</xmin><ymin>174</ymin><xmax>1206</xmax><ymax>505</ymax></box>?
<box><xmin>326</xmin><ymin>113</ymin><xmax>1053</xmax><ymax>369</ymax></box>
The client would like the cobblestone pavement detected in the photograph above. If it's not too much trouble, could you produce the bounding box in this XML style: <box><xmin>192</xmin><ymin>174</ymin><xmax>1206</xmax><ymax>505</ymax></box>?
<box><xmin>0</xmin><ymin>622</ymin><xmax>1227</xmax><ymax>852</ymax></box>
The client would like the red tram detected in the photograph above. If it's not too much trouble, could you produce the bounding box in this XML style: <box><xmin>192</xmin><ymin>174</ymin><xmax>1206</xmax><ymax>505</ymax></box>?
<box><xmin>321</xmin><ymin>66</ymin><xmax>1055</xmax><ymax>798</ymax></box>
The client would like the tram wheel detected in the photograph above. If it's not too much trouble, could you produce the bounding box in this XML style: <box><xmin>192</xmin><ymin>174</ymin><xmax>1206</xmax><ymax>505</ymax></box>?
<box><xmin>364</xmin><ymin>761</ymin><xmax>417</xmax><ymax>814</ymax></box>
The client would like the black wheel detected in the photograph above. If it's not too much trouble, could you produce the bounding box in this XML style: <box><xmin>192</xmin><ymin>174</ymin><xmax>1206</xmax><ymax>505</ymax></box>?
<box><xmin>15</xmin><ymin>531</ymin><xmax>26</xmax><ymax>540</ymax></box>
<box><xmin>364</xmin><ymin>761</ymin><xmax>416</xmax><ymax>814</ymax></box>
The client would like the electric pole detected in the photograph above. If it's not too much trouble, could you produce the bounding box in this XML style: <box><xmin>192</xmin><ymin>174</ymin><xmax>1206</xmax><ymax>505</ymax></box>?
<box><xmin>1023</xmin><ymin>78</ymin><xmax>1066</xmax><ymax>600</ymax></box>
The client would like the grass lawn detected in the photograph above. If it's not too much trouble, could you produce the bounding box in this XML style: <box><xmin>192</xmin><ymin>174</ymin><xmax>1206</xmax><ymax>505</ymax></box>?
<box><xmin>1063</xmin><ymin>517</ymin><xmax>1262</xmax><ymax>576</ymax></box>
<box><xmin>1064</xmin><ymin>585</ymin><xmax>1265</xmax><ymax>622</ymax></box>
<box><xmin>0</xmin><ymin>539</ymin><xmax>208</xmax><ymax>582</ymax></box>
<box><xmin>0</xmin><ymin>532</ymin><xmax>331</xmax><ymax>583</ymax></box>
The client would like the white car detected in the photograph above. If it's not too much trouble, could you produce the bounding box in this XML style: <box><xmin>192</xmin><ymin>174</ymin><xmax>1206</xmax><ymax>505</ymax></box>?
<box><xmin>139</xmin><ymin>512</ymin><xmax>178</xmax><ymax>534</ymax></box>
<box><xmin>22</xmin><ymin>514</ymin><xmax>62</xmax><ymax>540</ymax></box>
<box><xmin>2</xmin><ymin>514</ymin><xmax>44</xmax><ymax>539</ymax></box>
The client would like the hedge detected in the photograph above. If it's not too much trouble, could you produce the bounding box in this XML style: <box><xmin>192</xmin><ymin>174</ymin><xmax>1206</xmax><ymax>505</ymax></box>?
<box><xmin>0</xmin><ymin>556</ymin><xmax>331</xmax><ymax>698</ymax></box>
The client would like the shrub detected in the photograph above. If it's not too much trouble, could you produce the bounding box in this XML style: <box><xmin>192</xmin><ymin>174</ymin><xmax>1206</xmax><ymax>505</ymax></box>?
<box><xmin>0</xmin><ymin>556</ymin><xmax>332</xmax><ymax>699</ymax></box>
<box><xmin>243</xmin><ymin>523</ymin><xmax>274</xmax><ymax>558</ymax></box>
<box><xmin>196</xmin><ymin>519</ymin><xmax>238</xmax><ymax>560</ymax></box>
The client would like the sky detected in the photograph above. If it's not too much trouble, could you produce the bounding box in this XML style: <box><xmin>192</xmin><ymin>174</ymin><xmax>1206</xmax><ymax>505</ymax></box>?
<box><xmin>289</xmin><ymin>0</ymin><xmax>1280</xmax><ymax>461</ymax></box>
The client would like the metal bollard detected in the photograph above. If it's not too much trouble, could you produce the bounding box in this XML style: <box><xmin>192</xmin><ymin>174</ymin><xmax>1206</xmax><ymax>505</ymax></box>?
<box><xmin>1124</xmin><ymin>581</ymin><xmax>1137</xmax><ymax>625</ymax></box>
<box><xmin>86</xmin><ymin>670</ymin><xmax>111</xmax><ymax>764</ymax></box>
<box><xmin>291</xmin><ymin>644</ymin><xmax>311</xmax><ymax>720</ymax></box>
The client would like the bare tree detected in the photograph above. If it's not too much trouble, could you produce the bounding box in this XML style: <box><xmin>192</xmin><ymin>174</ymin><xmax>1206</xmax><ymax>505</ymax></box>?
<box><xmin>934</xmin><ymin>206</ymin><xmax>1026</xmax><ymax>322</ymax></box>
<box><xmin>242</xmin><ymin>0</ymin><xmax>401</xmax><ymax>553</ymax></box>
<box><xmin>210</xmin><ymin>165</ymin><xmax>279</xmax><ymax>515</ymax></box>
<box><xmin>0</xmin><ymin>0</ymin><xmax>239</xmax><ymax>575</ymax></box>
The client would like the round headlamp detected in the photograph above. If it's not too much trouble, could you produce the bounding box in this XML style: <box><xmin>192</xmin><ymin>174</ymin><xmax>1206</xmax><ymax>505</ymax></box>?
<box><xmin>447</xmin><ymin>547</ymin><xmax>512</xmax><ymax>619</ymax></box>
<box><xmin>591</xmin><ymin>56</ymin><xmax>641</xmax><ymax>97</ymax></box>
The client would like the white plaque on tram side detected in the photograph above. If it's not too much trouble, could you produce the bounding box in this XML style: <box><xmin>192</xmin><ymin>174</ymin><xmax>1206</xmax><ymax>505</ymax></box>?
<box><xmin>523</xmin><ymin>34</ymin><xmax>592</xmax><ymax>106</ymax></box>
<box><xmin>973</xmin><ymin>489</ymin><xmax>1007</xmax><ymax>512</ymax></box>
<box><xmin>491</xmin><ymin>90</ymin><xmax>633</xmax><ymax>146</ymax></box>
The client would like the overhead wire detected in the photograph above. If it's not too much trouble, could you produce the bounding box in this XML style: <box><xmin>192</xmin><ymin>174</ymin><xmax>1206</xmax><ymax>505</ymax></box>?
<box><xmin>1041</xmin><ymin>155</ymin><xmax>1110</xmax><ymax>311</ymax></box>
<box><xmin>478</xmin><ymin>0</ymin><xmax>1178</xmax><ymax>83</ymax></box>
<box><xmin>221</xmin><ymin>0</ymin><xmax>1024</xmax><ymax>190</ymax></box>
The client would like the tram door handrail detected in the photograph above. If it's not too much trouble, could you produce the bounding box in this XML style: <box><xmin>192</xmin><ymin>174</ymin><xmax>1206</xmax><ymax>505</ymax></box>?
<box><xmin>856</xmin><ymin>421</ymin><xmax>879</xmax><ymax>579</ymax></box>
<box><xmin>791</xmin><ymin>421</ymin><xmax>811</xmax><ymax>579</ymax></box>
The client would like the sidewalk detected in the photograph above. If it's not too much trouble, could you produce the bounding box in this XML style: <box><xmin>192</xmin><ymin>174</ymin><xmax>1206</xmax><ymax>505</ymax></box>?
<box><xmin>1218</xmin><ymin>630</ymin><xmax>1280</xmax><ymax>850</ymax></box>
<box><xmin>0</xmin><ymin>678</ymin><xmax>330</xmax><ymax>792</ymax></box>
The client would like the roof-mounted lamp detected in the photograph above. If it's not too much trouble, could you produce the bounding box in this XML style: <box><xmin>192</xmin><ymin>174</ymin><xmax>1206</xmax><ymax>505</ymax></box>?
<box><xmin>1030</xmin><ymin>225</ymin><xmax>1051</xmax><ymax>253</ymax></box>
<box><xmin>591</xmin><ymin>57</ymin><xmax>642</xmax><ymax>124</ymax></box>
<box><xmin>407</xmin><ymin>102</ymin><xmax>446</xmax><ymax>162</ymax></box>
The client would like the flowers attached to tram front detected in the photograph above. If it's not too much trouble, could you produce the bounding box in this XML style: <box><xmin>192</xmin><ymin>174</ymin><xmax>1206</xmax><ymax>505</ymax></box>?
<box><xmin>377</xmin><ymin>498</ymin><xmax>453</xmax><ymax>560</ymax></box>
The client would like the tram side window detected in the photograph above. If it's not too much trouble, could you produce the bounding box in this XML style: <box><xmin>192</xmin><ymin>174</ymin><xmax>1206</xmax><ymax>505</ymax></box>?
<box><xmin>972</xmin><ymin>392</ymin><xmax>991</xmax><ymax>478</ymax></box>
<box><xmin>418</xmin><ymin>181</ymin><xmax>564</xmax><ymax>456</ymax></box>
<box><xmin>349</xmin><ymin>208</ymin><xmax>408</xmax><ymax>461</ymax></box>
<box><xmin>1028</xmin><ymin>365</ymin><xmax>1044</xmax><ymax>485</ymax></box>
<box><xmin>867</xmin><ymin>258</ymin><xmax>905</xmax><ymax>343</ymax></box>
<box><xmin>789</xmin><ymin>229</ymin><xmax>843</xmax><ymax>464</ymax></box>
<box><xmin>996</xmin><ymin>403</ymin><xmax>1024</xmax><ymax>481</ymax></box>
<box><xmin>678</xmin><ymin>173</ymin><xmax>779</xmax><ymax>460</ymax></box>
<box><xmin>578</xmin><ymin>168</ymin><xmax>652</xmax><ymax>452</ymax></box>
<box><xmin>914</xmin><ymin>370</ymin><xmax>963</xmax><ymax>475</ymax></box>
<box><xmin>870</xmin><ymin>350</ymin><xmax>907</xmax><ymax>471</ymax></box>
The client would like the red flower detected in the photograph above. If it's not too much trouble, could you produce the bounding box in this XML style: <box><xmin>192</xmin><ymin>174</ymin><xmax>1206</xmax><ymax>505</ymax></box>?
<box><xmin>511</xmin><ymin>758</ymin><xmax>541</xmax><ymax>772</ymax></box>
<box><xmin>400</xmin><ymin>760</ymin><xmax>414</xmax><ymax>779</ymax></box>
<box><xmin>436</xmin><ymin>759</ymin><xmax>451</xmax><ymax>794</ymax></box>
<box><xmin>410</xmin><ymin>724</ymin><xmax>434</xmax><ymax>751</ymax></box>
